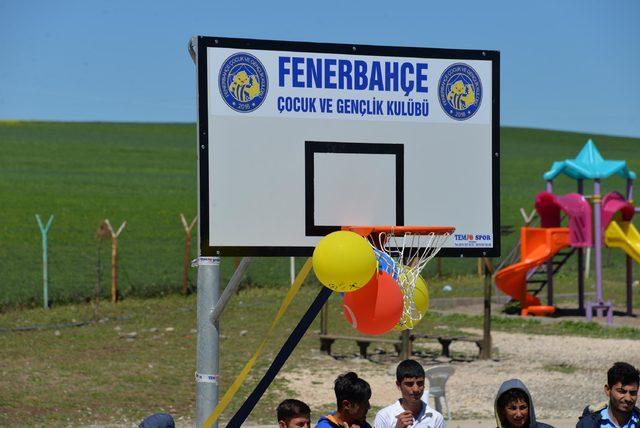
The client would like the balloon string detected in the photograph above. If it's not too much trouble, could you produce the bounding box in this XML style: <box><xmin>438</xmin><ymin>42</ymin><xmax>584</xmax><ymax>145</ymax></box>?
<box><xmin>202</xmin><ymin>258</ymin><xmax>313</xmax><ymax>428</ymax></box>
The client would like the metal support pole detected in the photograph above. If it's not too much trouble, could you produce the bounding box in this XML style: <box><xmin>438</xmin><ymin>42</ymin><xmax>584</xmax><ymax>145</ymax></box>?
<box><xmin>196</xmin><ymin>257</ymin><xmax>220</xmax><ymax>428</ymax></box>
<box><xmin>481</xmin><ymin>257</ymin><xmax>492</xmax><ymax>360</ymax></box>
<box><xmin>35</xmin><ymin>214</ymin><xmax>54</xmax><ymax>309</ymax></box>
<box><xmin>290</xmin><ymin>257</ymin><xmax>295</xmax><ymax>284</ymax></box>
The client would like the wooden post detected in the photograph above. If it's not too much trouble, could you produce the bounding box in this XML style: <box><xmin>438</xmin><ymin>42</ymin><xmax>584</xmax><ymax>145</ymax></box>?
<box><xmin>104</xmin><ymin>219</ymin><xmax>127</xmax><ymax>303</ymax></box>
<box><xmin>477</xmin><ymin>258</ymin><xmax>483</xmax><ymax>277</ymax></box>
<box><xmin>400</xmin><ymin>330</ymin><xmax>411</xmax><ymax>360</ymax></box>
<box><xmin>481</xmin><ymin>257</ymin><xmax>493</xmax><ymax>359</ymax></box>
<box><xmin>320</xmin><ymin>302</ymin><xmax>328</xmax><ymax>335</ymax></box>
<box><xmin>180</xmin><ymin>213</ymin><xmax>197</xmax><ymax>295</ymax></box>
<box><xmin>94</xmin><ymin>243</ymin><xmax>102</xmax><ymax>322</ymax></box>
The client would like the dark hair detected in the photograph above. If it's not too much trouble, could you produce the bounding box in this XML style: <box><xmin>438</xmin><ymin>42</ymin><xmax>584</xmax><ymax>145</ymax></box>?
<box><xmin>277</xmin><ymin>399</ymin><xmax>310</xmax><ymax>422</ymax></box>
<box><xmin>608</xmin><ymin>362</ymin><xmax>640</xmax><ymax>387</ymax></box>
<box><xmin>335</xmin><ymin>372</ymin><xmax>371</xmax><ymax>409</ymax></box>
<box><xmin>396</xmin><ymin>359</ymin><xmax>425</xmax><ymax>382</ymax></box>
<box><xmin>497</xmin><ymin>388</ymin><xmax>529</xmax><ymax>410</ymax></box>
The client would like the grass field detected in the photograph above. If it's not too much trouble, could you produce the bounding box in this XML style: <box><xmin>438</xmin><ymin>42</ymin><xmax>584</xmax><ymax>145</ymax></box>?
<box><xmin>3</xmin><ymin>283</ymin><xmax>640</xmax><ymax>426</ymax></box>
<box><xmin>1</xmin><ymin>121</ymin><xmax>639</xmax><ymax>310</ymax></box>
<box><xmin>2</xmin><ymin>121</ymin><xmax>639</xmax><ymax>426</ymax></box>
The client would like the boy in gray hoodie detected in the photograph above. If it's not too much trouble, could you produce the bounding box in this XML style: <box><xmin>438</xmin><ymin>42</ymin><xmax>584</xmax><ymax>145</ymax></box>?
<box><xmin>494</xmin><ymin>379</ymin><xmax>554</xmax><ymax>428</ymax></box>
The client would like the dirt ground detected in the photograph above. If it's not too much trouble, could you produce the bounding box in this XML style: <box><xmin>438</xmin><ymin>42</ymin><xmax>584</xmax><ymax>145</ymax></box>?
<box><xmin>274</xmin><ymin>297</ymin><xmax>640</xmax><ymax>427</ymax></box>
<box><xmin>124</xmin><ymin>301</ymin><xmax>640</xmax><ymax>427</ymax></box>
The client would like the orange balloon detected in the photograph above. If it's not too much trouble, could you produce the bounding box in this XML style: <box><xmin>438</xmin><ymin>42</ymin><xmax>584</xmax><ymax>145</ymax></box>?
<box><xmin>342</xmin><ymin>271</ymin><xmax>403</xmax><ymax>335</ymax></box>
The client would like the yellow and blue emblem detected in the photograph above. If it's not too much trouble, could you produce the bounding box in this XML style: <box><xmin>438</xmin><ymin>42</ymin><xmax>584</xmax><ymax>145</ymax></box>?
<box><xmin>219</xmin><ymin>53</ymin><xmax>268</xmax><ymax>112</ymax></box>
<box><xmin>438</xmin><ymin>63</ymin><xmax>482</xmax><ymax>120</ymax></box>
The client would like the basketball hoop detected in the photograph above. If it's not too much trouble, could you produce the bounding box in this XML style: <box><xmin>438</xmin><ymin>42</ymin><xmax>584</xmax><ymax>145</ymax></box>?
<box><xmin>342</xmin><ymin>225</ymin><xmax>454</xmax><ymax>329</ymax></box>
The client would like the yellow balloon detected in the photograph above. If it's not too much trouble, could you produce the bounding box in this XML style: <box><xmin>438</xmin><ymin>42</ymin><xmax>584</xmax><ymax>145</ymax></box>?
<box><xmin>394</xmin><ymin>271</ymin><xmax>430</xmax><ymax>330</ymax></box>
<box><xmin>312</xmin><ymin>231</ymin><xmax>377</xmax><ymax>292</ymax></box>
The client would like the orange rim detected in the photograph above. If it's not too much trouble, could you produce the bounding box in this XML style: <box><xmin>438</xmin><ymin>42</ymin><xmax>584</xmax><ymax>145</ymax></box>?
<box><xmin>342</xmin><ymin>225</ymin><xmax>455</xmax><ymax>237</ymax></box>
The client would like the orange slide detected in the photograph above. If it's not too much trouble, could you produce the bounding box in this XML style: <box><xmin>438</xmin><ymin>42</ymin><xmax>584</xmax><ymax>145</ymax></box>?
<box><xmin>494</xmin><ymin>227</ymin><xmax>570</xmax><ymax>316</ymax></box>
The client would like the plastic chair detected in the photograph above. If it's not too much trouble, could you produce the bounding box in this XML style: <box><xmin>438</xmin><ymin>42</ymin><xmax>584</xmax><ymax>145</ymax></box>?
<box><xmin>424</xmin><ymin>365</ymin><xmax>455</xmax><ymax>420</ymax></box>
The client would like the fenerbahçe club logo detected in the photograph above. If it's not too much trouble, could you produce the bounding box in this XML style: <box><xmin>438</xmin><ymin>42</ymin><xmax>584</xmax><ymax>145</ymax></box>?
<box><xmin>438</xmin><ymin>63</ymin><xmax>482</xmax><ymax>120</ymax></box>
<box><xmin>219</xmin><ymin>52</ymin><xmax>268</xmax><ymax>113</ymax></box>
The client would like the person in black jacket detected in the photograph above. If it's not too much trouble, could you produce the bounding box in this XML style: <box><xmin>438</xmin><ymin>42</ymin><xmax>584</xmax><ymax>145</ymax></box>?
<box><xmin>576</xmin><ymin>362</ymin><xmax>640</xmax><ymax>428</ymax></box>
<box><xmin>494</xmin><ymin>379</ymin><xmax>554</xmax><ymax>428</ymax></box>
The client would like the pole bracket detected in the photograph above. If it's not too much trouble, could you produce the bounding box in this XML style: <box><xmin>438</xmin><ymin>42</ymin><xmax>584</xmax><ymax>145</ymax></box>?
<box><xmin>192</xmin><ymin>257</ymin><xmax>220</xmax><ymax>267</ymax></box>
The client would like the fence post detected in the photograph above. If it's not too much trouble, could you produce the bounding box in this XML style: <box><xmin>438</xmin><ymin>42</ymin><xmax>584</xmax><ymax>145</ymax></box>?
<box><xmin>35</xmin><ymin>214</ymin><xmax>54</xmax><ymax>309</ymax></box>
<box><xmin>481</xmin><ymin>257</ymin><xmax>493</xmax><ymax>360</ymax></box>
<box><xmin>180</xmin><ymin>213</ymin><xmax>198</xmax><ymax>295</ymax></box>
<box><xmin>104</xmin><ymin>219</ymin><xmax>127</xmax><ymax>303</ymax></box>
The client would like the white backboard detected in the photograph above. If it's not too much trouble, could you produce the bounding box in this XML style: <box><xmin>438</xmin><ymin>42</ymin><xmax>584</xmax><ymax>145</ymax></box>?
<box><xmin>195</xmin><ymin>37</ymin><xmax>500</xmax><ymax>257</ymax></box>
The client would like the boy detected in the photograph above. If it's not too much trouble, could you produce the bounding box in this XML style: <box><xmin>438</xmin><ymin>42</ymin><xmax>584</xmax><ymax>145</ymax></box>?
<box><xmin>277</xmin><ymin>399</ymin><xmax>311</xmax><ymax>428</ymax></box>
<box><xmin>577</xmin><ymin>362</ymin><xmax>640</xmax><ymax>428</ymax></box>
<box><xmin>374</xmin><ymin>359</ymin><xmax>443</xmax><ymax>428</ymax></box>
<box><xmin>316</xmin><ymin>372</ymin><xmax>372</xmax><ymax>428</ymax></box>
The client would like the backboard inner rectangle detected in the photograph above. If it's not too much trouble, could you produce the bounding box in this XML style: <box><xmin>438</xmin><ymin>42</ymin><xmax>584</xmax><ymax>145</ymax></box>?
<box><xmin>305</xmin><ymin>141</ymin><xmax>404</xmax><ymax>236</ymax></box>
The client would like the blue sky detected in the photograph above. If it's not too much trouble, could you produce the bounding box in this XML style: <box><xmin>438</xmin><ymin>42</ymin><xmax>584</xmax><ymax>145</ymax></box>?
<box><xmin>1</xmin><ymin>0</ymin><xmax>639</xmax><ymax>137</ymax></box>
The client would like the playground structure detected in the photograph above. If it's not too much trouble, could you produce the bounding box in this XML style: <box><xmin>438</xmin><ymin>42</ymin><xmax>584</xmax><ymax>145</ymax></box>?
<box><xmin>495</xmin><ymin>140</ymin><xmax>640</xmax><ymax>322</ymax></box>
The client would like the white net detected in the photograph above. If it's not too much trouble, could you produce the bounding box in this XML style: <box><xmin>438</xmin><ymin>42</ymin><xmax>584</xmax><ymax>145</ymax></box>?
<box><xmin>367</xmin><ymin>229</ymin><xmax>452</xmax><ymax>330</ymax></box>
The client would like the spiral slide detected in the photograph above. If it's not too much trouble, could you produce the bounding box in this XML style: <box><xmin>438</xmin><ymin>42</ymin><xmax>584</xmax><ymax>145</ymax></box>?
<box><xmin>605</xmin><ymin>220</ymin><xmax>640</xmax><ymax>264</ymax></box>
<box><xmin>494</xmin><ymin>227</ymin><xmax>570</xmax><ymax>316</ymax></box>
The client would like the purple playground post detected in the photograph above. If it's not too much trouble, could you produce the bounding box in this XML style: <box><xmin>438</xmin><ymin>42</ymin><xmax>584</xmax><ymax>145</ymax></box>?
<box><xmin>628</xmin><ymin>256</ymin><xmax>634</xmax><ymax>316</ymax></box>
<box><xmin>587</xmin><ymin>179</ymin><xmax>613</xmax><ymax>324</ymax></box>
<box><xmin>626</xmin><ymin>178</ymin><xmax>634</xmax><ymax>316</ymax></box>
<box><xmin>546</xmin><ymin>180</ymin><xmax>554</xmax><ymax>306</ymax></box>
<box><xmin>594</xmin><ymin>180</ymin><xmax>603</xmax><ymax>306</ymax></box>
<box><xmin>577</xmin><ymin>179</ymin><xmax>585</xmax><ymax>312</ymax></box>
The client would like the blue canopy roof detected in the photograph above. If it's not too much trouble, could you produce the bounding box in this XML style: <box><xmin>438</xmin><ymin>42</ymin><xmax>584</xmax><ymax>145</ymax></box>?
<box><xmin>543</xmin><ymin>139</ymin><xmax>637</xmax><ymax>181</ymax></box>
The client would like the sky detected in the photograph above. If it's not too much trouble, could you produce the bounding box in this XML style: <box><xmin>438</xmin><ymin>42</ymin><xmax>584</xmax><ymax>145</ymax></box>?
<box><xmin>1</xmin><ymin>0</ymin><xmax>639</xmax><ymax>138</ymax></box>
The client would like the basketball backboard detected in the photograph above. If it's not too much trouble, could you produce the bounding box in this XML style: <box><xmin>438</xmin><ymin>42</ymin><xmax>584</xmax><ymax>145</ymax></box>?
<box><xmin>194</xmin><ymin>36</ymin><xmax>499</xmax><ymax>257</ymax></box>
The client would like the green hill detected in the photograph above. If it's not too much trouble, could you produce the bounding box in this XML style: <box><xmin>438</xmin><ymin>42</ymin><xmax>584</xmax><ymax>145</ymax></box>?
<box><xmin>1</xmin><ymin>121</ymin><xmax>638</xmax><ymax>309</ymax></box>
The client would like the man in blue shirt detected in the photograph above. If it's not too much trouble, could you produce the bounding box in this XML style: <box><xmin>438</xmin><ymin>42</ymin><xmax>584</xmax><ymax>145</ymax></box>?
<box><xmin>577</xmin><ymin>362</ymin><xmax>640</xmax><ymax>428</ymax></box>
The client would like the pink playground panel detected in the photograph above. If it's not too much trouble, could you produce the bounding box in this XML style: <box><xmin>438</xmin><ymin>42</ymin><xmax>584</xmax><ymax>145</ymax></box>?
<box><xmin>535</xmin><ymin>191</ymin><xmax>592</xmax><ymax>247</ymax></box>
